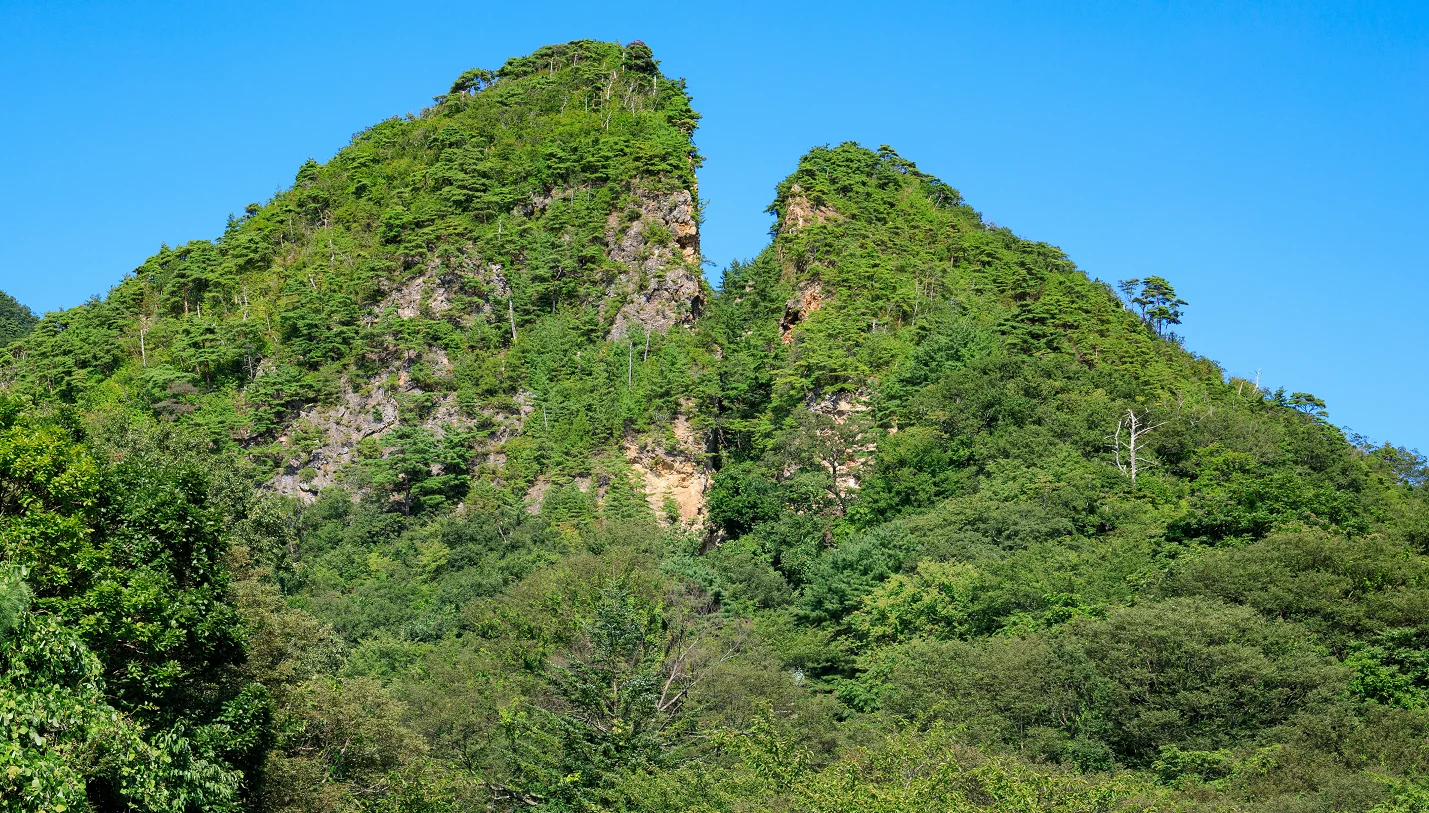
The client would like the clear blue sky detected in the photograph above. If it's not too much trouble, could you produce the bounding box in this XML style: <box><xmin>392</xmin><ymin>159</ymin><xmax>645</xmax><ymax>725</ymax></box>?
<box><xmin>2</xmin><ymin>1</ymin><xmax>1424</xmax><ymax>451</ymax></box>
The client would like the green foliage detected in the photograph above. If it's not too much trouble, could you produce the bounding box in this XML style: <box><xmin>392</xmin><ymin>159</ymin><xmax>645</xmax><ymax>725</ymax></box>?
<box><xmin>1345</xmin><ymin>629</ymin><xmax>1429</xmax><ymax>708</ymax></box>
<box><xmin>623</xmin><ymin>721</ymin><xmax>1170</xmax><ymax>812</ymax></box>
<box><xmin>1118</xmin><ymin>276</ymin><xmax>1188</xmax><ymax>340</ymax></box>
<box><xmin>798</xmin><ymin>524</ymin><xmax>919</xmax><ymax>624</ymax></box>
<box><xmin>0</xmin><ymin>566</ymin><xmax>29</xmax><ymax>642</ymax></box>
<box><xmin>500</xmin><ymin>584</ymin><xmax>674</xmax><ymax>809</ymax></box>
<box><xmin>0</xmin><ymin>412</ymin><xmax>267</xmax><ymax>812</ymax></box>
<box><xmin>0</xmin><ymin>410</ymin><xmax>251</xmax><ymax>719</ymax></box>
<box><xmin>1151</xmin><ymin>745</ymin><xmax>1234</xmax><ymax>784</ymax></box>
<box><xmin>684</xmin><ymin>137</ymin><xmax>1423</xmax><ymax>812</ymax></box>
<box><xmin>0</xmin><ymin>288</ymin><xmax>38</xmax><ymax>347</ymax></box>
<box><xmin>849</xmin><ymin>559</ymin><xmax>984</xmax><ymax>644</ymax></box>
<box><xmin>1</xmin><ymin>40</ymin><xmax>1424</xmax><ymax>813</ymax></box>
<box><xmin>706</xmin><ymin>461</ymin><xmax>782</xmax><ymax>538</ymax></box>
<box><xmin>355</xmin><ymin>425</ymin><xmax>475</xmax><ymax>515</ymax></box>
<box><xmin>879</xmin><ymin>598</ymin><xmax>1345</xmax><ymax>768</ymax></box>
<box><xmin>1</xmin><ymin>38</ymin><xmax>705</xmax><ymax>464</ymax></box>
<box><xmin>1</xmin><ymin>584</ymin><xmax>245</xmax><ymax>813</ymax></box>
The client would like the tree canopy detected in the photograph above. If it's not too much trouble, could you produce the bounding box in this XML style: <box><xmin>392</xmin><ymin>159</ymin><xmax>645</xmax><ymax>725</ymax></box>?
<box><xmin>0</xmin><ymin>289</ymin><xmax>38</xmax><ymax>347</ymax></box>
<box><xmin>2</xmin><ymin>41</ymin><xmax>1425</xmax><ymax>813</ymax></box>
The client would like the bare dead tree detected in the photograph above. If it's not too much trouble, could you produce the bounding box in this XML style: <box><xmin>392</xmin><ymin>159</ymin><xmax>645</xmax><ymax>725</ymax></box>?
<box><xmin>656</xmin><ymin>620</ymin><xmax>746</xmax><ymax>717</ymax></box>
<box><xmin>1110</xmin><ymin>408</ymin><xmax>1165</xmax><ymax>484</ymax></box>
<box><xmin>654</xmin><ymin>583</ymin><xmax>749</xmax><ymax>720</ymax></box>
<box><xmin>138</xmin><ymin>315</ymin><xmax>151</xmax><ymax>368</ymax></box>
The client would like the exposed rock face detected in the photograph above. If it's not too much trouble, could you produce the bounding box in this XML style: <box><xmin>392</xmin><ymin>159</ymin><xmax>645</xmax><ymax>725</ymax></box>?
<box><xmin>524</xmin><ymin>476</ymin><xmax>552</xmax><ymax>514</ymax></box>
<box><xmin>806</xmin><ymin>389</ymin><xmax>869</xmax><ymax>422</ymax></box>
<box><xmin>265</xmin><ymin>351</ymin><xmax>524</xmax><ymax>501</ymax></box>
<box><xmin>368</xmin><ymin>245</ymin><xmax>510</xmax><ymax>327</ymax></box>
<box><xmin>607</xmin><ymin>188</ymin><xmax>704</xmax><ymax>341</ymax></box>
<box><xmin>774</xmin><ymin>185</ymin><xmax>838</xmax><ymax>344</ymax></box>
<box><xmin>268</xmin><ymin>381</ymin><xmax>399</xmax><ymax>498</ymax></box>
<box><xmin>387</xmin><ymin>272</ymin><xmax>452</xmax><ymax>320</ymax></box>
<box><xmin>622</xmin><ymin>412</ymin><xmax>709</xmax><ymax>525</ymax></box>
<box><xmin>265</xmin><ymin>183</ymin><xmax>705</xmax><ymax>504</ymax></box>
<box><xmin>780</xmin><ymin>280</ymin><xmax>825</xmax><ymax>344</ymax></box>
<box><xmin>779</xmin><ymin>184</ymin><xmax>839</xmax><ymax>236</ymax></box>
<box><xmin>637</xmin><ymin>187</ymin><xmax>700</xmax><ymax>264</ymax></box>
<box><xmin>805</xmin><ymin>389</ymin><xmax>878</xmax><ymax>497</ymax></box>
<box><xmin>515</xmin><ymin>183</ymin><xmax>704</xmax><ymax>342</ymax></box>
<box><xmin>266</xmin><ymin>244</ymin><xmax>526</xmax><ymax>500</ymax></box>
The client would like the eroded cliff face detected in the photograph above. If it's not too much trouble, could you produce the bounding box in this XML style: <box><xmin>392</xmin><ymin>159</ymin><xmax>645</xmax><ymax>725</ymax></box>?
<box><xmin>622</xmin><ymin>410</ymin><xmax>710</xmax><ymax>525</ymax></box>
<box><xmin>266</xmin><ymin>354</ymin><xmax>528</xmax><ymax>501</ymax></box>
<box><xmin>265</xmin><ymin>248</ymin><xmax>511</xmax><ymax>500</ymax></box>
<box><xmin>517</xmin><ymin>407</ymin><xmax>708</xmax><ymax>528</ymax></box>
<box><xmin>385</xmin><ymin>246</ymin><xmax>512</xmax><ymax>320</ymax></box>
<box><xmin>606</xmin><ymin>187</ymin><xmax>704</xmax><ymax>342</ymax></box>
<box><xmin>777</xmin><ymin>183</ymin><xmax>839</xmax><ymax>236</ymax></box>
<box><xmin>771</xmin><ymin>183</ymin><xmax>841</xmax><ymax>343</ymax></box>
<box><xmin>605</xmin><ymin>189</ymin><xmax>709</xmax><ymax>522</ymax></box>
<box><xmin>265</xmin><ymin>183</ymin><xmax>710</xmax><ymax>515</ymax></box>
<box><xmin>780</xmin><ymin>281</ymin><xmax>825</xmax><ymax>344</ymax></box>
<box><xmin>0</xmin><ymin>39</ymin><xmax>719</xmax><ymax>522</ymax></box>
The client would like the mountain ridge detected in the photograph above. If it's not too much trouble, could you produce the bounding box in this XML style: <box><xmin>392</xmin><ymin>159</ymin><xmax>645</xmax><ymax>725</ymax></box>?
<box><xmin>2</xmin><ymin>39</ymin><xmax>1427</xmax><ymax>813</ymax></box>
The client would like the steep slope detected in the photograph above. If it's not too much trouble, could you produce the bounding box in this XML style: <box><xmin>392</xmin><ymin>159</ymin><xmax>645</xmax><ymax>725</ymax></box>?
<box><xmin>3</xmin><ymin>43</ymin><xmax>1428</xmax><ymax>813</ymax></box>
<box><xmin>2</xmin><ymin>39</ymin><xmax>710</xmax><ymax>515</ymax></box>
<box><xmin>706</xmin><ymin>143</ymin><xmax>1383</xmax><ymax>538</ymax></box>
<box><xmin>686</xmin><ymin>143</ymin><xmax>1429</xmax><ymax>811</ymax></box>
<box><xmin>706</xmin><ymin>142</ymin><xmax>1222</xmax><ymax>452</ymax></box>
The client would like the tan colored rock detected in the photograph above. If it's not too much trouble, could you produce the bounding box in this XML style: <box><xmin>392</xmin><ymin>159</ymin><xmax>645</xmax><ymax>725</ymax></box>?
<box><xmin>524</xmin><ymin>476</ymin><xmax>552</xmax><ymax>513</ymax></box>
<box><xmin>621</xmin><ymin>413</ymin><xmax>710</xmax><ymax>525</ymax></box>
<box><xmin>779</xmin><ymin>184</ymin><xmax>839</xmax><ymax>236</ymax></box>
<box><xmin>780</xmin><ymin>281</ymin><xmax>825</xmax><ymax>344</ymax></box>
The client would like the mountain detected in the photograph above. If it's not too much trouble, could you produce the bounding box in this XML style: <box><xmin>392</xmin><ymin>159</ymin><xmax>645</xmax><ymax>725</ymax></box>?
<box><xmin>2</xmin><ymin>40</ymin><xmax>1427</xmax><ymax>813</ymax></box>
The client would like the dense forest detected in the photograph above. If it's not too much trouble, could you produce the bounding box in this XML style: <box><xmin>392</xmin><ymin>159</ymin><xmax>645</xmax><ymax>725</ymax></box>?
<box><xmin>2</xmin><ymin>40</ymin><xmax>1427</xmax><ymax>813</ymax></box>
<box><xmin>0</xmin><ymin>292</ymin><xmax>37</xmax><ymax>348</ymax></box>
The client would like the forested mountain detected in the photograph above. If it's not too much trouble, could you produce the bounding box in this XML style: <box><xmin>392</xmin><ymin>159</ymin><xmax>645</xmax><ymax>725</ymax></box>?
<box><xmin>2</xmin><ymin>40</ymin><xmax>1427</xmax><ymax>813</ymax></box>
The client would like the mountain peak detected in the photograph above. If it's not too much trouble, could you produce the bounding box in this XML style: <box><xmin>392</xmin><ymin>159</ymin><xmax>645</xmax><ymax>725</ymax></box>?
<box><xmin>4</xmin><ymin>41</ymin><xmax>1425</xmax><ymax>813</ymax></box>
